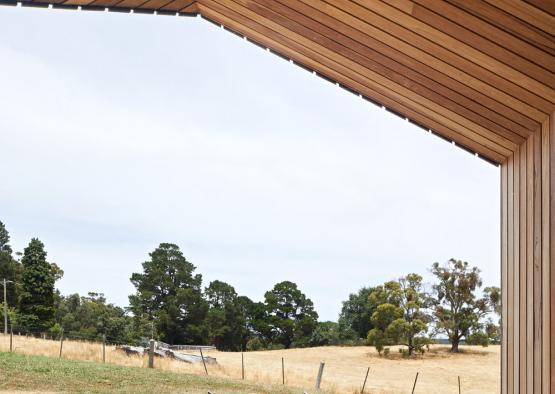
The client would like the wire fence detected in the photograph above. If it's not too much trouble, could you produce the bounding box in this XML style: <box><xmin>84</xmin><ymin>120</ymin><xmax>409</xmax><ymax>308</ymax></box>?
<box><xmin>0</xmin><ymin>322</ymin><xmax>489</xmax><ymax>393</ymax></box>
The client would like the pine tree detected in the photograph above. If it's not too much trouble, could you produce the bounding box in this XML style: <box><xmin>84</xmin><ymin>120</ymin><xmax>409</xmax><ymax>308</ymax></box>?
<box><xmin>19</xmin><ymin>238</ymin><xmax>56</xmax><ymax>331</ymax></box>
<box><xmin>129</xmin><ymin>243</ymin><xmax>208</xmax><ymax>345</ymax></box>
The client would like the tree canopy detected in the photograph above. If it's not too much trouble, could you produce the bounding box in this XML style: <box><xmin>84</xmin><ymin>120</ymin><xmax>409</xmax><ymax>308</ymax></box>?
<box><xmin>129</xmin><ymin>243</ymin><xmax>207</xmax><ymax>345</ymax></box>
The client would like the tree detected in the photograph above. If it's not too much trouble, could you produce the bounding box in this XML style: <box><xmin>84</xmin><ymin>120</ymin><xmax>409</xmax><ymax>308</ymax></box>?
<box><xmin>0</xmin><ymin>221</ymin><xmax>21</xmax><ymax>315</ymax></box>
<box><xmin>367</xmin><ymin>275</ymin><xmax>430</xmax><ymax>356</ymax></box>
<box><xmin>204</xmin><ymin>280</ymin><xmax>251</xmax><ymax>351</ymax></box>
<box><xmin>54</xmin><ymin>292</ymin><xmax>132</xmax><ymax>343</ymax></box>
<box><xmin>128</xmin><ymin>243</ymin><xmax>208</xmax><ymax>345</ymax></box>
<box><xmin>19</xmin><ymin>238</ymin><xmax>60</xmax><ymax>331</ymax></box>
<box><xmin>264</xmin><ymin>281</ymin><xmax>318</xmax><ymax>348</ymax></box>
<box><xmin>0</xmin><ymin>221</ymin><xmax>12</xmax><ymax>255</ymax></box>
<box><xmin>309</xmin><ymin>321</ymin><xmax>341</xmax><ymax>347</ymax></box>
<box><xmin>337</xmin><ymin>286</ymin><xmax>376</xmax><ymax>340</ymax></box>
<box><xmin>430</xmin><ymin>259</ymin><xmax>491</xmax><ymax>352</ymax></box>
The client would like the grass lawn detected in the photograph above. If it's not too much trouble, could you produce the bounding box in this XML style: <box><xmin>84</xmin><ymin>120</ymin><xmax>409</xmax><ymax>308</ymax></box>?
<box><xmin>0</xmin><ymin>352</ymin><xmax>301</xmax><ymax>394</ymax></box>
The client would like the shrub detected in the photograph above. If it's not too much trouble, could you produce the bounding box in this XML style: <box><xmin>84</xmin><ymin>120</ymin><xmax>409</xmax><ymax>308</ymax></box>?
<box><xmin>466</xmin><ymin>331</ymin><xmax>489</xmax><ymax>347</ymax></box>
<box><xmin>246</xmin><ymin>337</ymin><xmax>265</xmax><ymax>351</ymax></box>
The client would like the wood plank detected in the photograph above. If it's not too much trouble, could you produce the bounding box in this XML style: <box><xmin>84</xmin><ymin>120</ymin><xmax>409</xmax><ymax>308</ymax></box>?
<box><xmin>507</xmin><ymin>151</ymin><xmax>514</xmax><ymax>394</ymax></box>
<box><xmin>541</xmin><ymin>118</ymin><xmax>551</xmax><ymax>394</ymax></box>
<box><xmin>108</xmin><ymin>0</ymin><xmax>152</xmax><ymax>9</ymax></box>
<box><xmin>551</xmin><ymin>112</ymin><xmax>555</xmax><ymax>392</ymax></box>
<box><xmin>513</xmin><ymin>147</ymin><xmax>520</xmax><ymax>393</ymax></box>
<box><xmin>410</xmin><ymin>0</ymin><xmax>555</xmax><ymax>72</ymax></box>
<box><xmin>501</xmin><ymin>157</ymin><xmax>508</xmax><ymax>394</ymax></box>
<box><xmin>484</xmin><ymin>0</ymin><xmax>555</xmax><ymax>36</ymax></box>
<box><xmin>533</xmin><ymin>127</ymin><xmax>542</xmax><ymax>394</ymax></box>
<box><xmin>276</xmin><ymin>0</ymin><xmax>535</xmax><ymax>137</ymax></box>
<box><xmin>246</xmin><ymin>0</ymin><xmax>527</xmax><ymax>143</ymax></box>
<box><xmin>351</xmin><ymin>0</ymin><xmax>555</xmax><ymax>103</ymax></box>
<box><xmin>322</xmin><ymin>0</ymin><xmax>552</xmax><ymax>121</ymax></box>
<box><xmin>446</xmin><ymin>0</ymin><xmax>555</xmax><ymax>55</ymax></box>
<box><xmin>519</xmin><ymin>142</ymin><xmax>527</xmax><ymax>394</ymax></box>
<box><xmin>524</xmin><ymin>0</ymin><xmax>555</xmax><ymax>17</ymax></box>
<box><xmin>526</xmin><ymin>134</ymin><xmax>534</xmax><ymax>394</ymax></box>
<box><xmin>198</xmin><ymin>0</ymin><xmax>515</xmax><ymax>158</ymax></box>
<box><xmin>389</xmin><ymin>0</ymin><xmax>555</xmax><ymax>87</ymax></box>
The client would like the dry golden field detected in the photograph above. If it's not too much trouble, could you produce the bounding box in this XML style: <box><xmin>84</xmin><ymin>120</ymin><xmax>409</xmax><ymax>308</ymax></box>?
<box><xmin>0</xmin><ymin>334</ymin><xmax>499</xmax><ymax>393</ymax></box>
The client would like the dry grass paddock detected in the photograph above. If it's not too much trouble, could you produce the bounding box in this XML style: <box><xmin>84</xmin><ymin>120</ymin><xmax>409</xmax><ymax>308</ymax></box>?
<box><xmin>0</xmin><ymin>334</ymin><xmax>499</xmax><ymax>393</ymax></box>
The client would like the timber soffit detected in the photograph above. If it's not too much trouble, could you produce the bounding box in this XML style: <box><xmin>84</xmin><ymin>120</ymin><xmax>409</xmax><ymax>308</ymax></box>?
<box><xmin>2</xmin><ymin>0</ymin><xmax>554</xmax><ymax>165</ymax></box>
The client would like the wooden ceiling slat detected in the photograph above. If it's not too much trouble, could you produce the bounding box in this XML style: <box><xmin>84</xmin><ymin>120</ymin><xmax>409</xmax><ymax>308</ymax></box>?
<box><xmin>62</xmin><ymin>0</ymin><xmax>100</xmax><ymax>5</ymax></box>
<box><xmin>484</xmin><ymin>0</ymin><xmax>555</xmax><ymax>36</ymax></box>
<box><xmin>196</xmin><ymin>1</ymin><xmax>508</xmax><ymax>163</ymax></box>
<box><xmin>291</xmin><ymin>0</ymin><xmax>539</xmax><ymax>132</ymax></box>
<box><xmin>323</xmin><ymin>0</ymin><xmax>552</xmax><ymax>120</ymax></box>
<box><xmin>250</xmin><ymin>0</ymin><xmax>529</xmax><ymax>143</ymax></box>
<box><xmin>127</xmin><ymin>0</ymin><xmax>172</xmax><ymax>10</ymax></box>
<box><xmin>351</xmin><ymin>0</ymin><xmax>555</xmax><ymax>104</ymax></box>
<box><xmin>199</xmin><ymin>0</ymin><xmax>516</xmax><ymax>156</ymax></box>
<box><xmin>407</xmin><ymin>0</ymin><xmax>555</xmax><ymax>82</ymax></box>
<box><xmin>412</xmin><ymin>0</ymin><xmax>554</xmax><ymax>70</ymax></box>
<box><xmin>108</xmin><ymin>0</ymin><xmax>150</xmax><ymax>9</ymax></box>
<box><xmin>88</xmin><ymin>0</ymin><xmax>125</xmax><ymax>7</ymax></box>
<box><xmin>157</xmin><ymin>0</ymin><xmax>195</xmax><ymax>12</ymax></box>
<box><xmin>214</xmin><ymin>0</ymin><xmax>520</xmax><ymax>151</ymax></box>
<box><xmin>523</xmin><ymin>0</ymin><xmax>555</xmax><ymax>17</ymax></box>
<box><xmin>447</xmin><ymin>0</ymin><xmax>555</xmax><ymax>56</ymax></box>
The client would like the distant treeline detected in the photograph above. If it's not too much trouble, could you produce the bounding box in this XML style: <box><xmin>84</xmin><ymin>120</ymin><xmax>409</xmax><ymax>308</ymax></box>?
<box><xmin>0</xmin><ymin>220</ymin><xmax>500</xmax><ymax>355</ymax></box>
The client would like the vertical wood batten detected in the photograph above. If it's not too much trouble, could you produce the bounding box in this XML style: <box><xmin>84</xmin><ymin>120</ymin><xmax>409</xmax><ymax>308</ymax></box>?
<box><xmin>507</xmin><ymin>152</ymin><xmax>514</xmax><ymax>394</ymax></box>
<box><xmin>541</xmin><ymin>118</ymin><xmax>551</xmax><ymax>394</ymax></box>
<box><xmin>526</xmin><ymin>136</ymin><xmax>534</xmax><ymax>394</ymax></box>
<box><xmin>513</xmin><ymin>147</ymin><xmax>520</xmax><ymax>392</ymax></box>
<box><xmin>533</xmin><ymin>130</ymin><xmax>542</xmax><ymax>393</ymax></box>
<box><xmin>549</xmin><ymin>112</ymin><xmax>555</xmax><ymax>391</ymax></box>
<box><xmin>501</xmin><ymin>159</ymin><xmax>508</xmax><ymax>394</ymax></box>
<box><xmin>519</xmin><ymin>141</ymin><xmax>527</xmax><ymax>394</ymax></box>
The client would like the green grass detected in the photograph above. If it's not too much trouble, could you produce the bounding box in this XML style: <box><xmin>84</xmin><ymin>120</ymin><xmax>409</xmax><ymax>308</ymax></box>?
<box><xmin>0</xmin><ymin>352</ymin><xmax>302</xmax><ymax>393</ymax></box>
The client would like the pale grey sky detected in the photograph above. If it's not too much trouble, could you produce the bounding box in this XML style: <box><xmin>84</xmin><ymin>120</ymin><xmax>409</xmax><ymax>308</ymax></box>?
<box><xmin>0</xmin><ymin>6</ymin><xmax>500</xmax><ymax>321</ymax></box>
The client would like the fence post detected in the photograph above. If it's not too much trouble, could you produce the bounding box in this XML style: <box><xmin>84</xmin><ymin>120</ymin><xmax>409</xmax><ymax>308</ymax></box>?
<box><xmin>314</xmin><ymin>361</ymin><xmax>325</xmax><ymax>390</ymax></box>
<box><xmin>9</xmin><ymin>327</ymin><xmax>13</xmax><ymax>352</ymax></box>
<box><xmin>361</xmin><ymin>367</ymin><xmax>370</xmax><ymax>393</ymax></box>
<box><xmin>411</xmin><ymin>372</ymin><xmax>419</xmax><ymax>394</ymax></box>
<box><xmin>241</xmin><ymin>352</ymin><xmax>245</xmax><ymax>380</ymax></box>
<box><xmin>148</xmin><ymin>339</ymin><xmax>154</xmax><ymax>368</ymax></box>
<box><xmin>282</xmin><ymin>357</ymin><xmax>285</xmax><ymax>385</ymax></box>
<box><xmin>102</xmin><ymin>334</ymin><xmax>106</xmax><ymax>363</ymax></box>
<box><xmin>58</xmin><ymin>329</ymin><xmax>64</xmax><ymax>359</ymax></box>
<box><xmin>199</xmin><ymin>348</ymin><xmax>208</xmax><ymax>375</ymax></box>
<box><xmin>458</xmin><ymin>376</ymin><xmax>461</xmax><ymax>394</ymax></box>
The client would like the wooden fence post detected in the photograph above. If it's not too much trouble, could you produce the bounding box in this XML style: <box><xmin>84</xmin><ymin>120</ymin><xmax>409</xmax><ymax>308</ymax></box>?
<box><xmin>241</xmin><ymin>352</ymin><xmax>245</xmax><ymax>380</ymax></box>
<box><xmin>148</xmin><ymin>339</ymin><xmax>154</xmax><ymax>368</ymax></box>
<box><xmin>281</xmin><ymin>357</ymin><xmax>285</xmax><ymax>385</ymax></box>
<box><xmin>411</xmin><ymin>372</ymin><xmax>419</xmax><ymax>394</ymax></box>
<box><xmin>199</xmin><ymin>348</ymin><xmax>208</xmax><ymax>375</ymax></box>
<box><xmin>314</xmin><ymin>361</ymin><xmax>325</xmax><ymax>390</ymax></box>
<box><xmin>9</xmin><ymin>327</ymin><xmax>12</xmax><ymax>352</ymax></box>
<box><xmin>458</xmin><ymin>376</ymin><xmax>461</xmax><ymax>394</ymax></box>
<box><xmin>58</xmin><ymin>329</ymin><xmax>64</xmax><ymax>359</ymax></box>
<box><xmin>102</xmin><ymin>334</ymin><xmax>106</xmax><ymax>363</ymax></box>
<box><xmin>361</xmin><ymin>367</ymin><xmax>370</xmax><ymax>393</ymax></box>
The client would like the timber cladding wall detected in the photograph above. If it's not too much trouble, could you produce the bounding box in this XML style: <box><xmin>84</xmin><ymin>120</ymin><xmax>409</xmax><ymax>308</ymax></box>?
<box><xmin>501</xmin><ymin>113</ymin><xmax>553</xmax><ymax>394</ymax></box>
<box><xmin>0</xmin><ymin>0</ymin><xmax>554</xmax><ymax>392</ymax></box>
